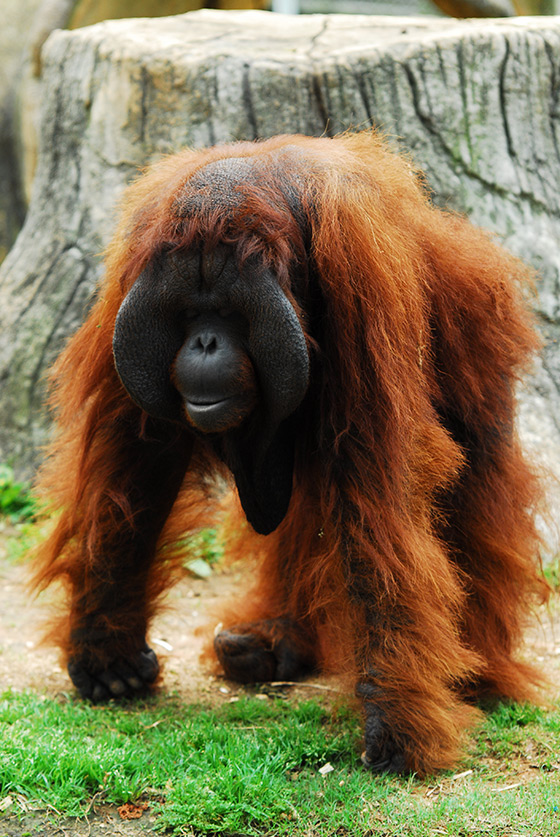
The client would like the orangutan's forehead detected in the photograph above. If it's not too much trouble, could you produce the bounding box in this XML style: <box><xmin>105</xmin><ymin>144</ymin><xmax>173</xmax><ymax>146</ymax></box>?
<box><xmin>173</xmin><ymin>149</ymin><xmax>312</xmax><ymax>219</ymax></box>
<box><xmin>175</xmin><ymin>157</ymin><xmax>262</xmax><ymax>216</ymax></box>
<box><xmin>163</xmin><ymin>244</ymin><xmax>238</xmax><ymax>300</ymax></box>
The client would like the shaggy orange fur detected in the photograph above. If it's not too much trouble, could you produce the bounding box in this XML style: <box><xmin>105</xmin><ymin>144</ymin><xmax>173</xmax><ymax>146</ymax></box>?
<box><xmin>33</xmin><ymin>131</ymin><xmax>548</xmax><ymax>776</ymax></box>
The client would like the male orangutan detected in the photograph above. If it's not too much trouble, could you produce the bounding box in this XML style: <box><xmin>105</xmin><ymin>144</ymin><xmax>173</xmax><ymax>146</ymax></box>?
<box><xmin>33</xmin><ymin>131</ymin><xmax>548</xmax><ymax>776</ymax></box>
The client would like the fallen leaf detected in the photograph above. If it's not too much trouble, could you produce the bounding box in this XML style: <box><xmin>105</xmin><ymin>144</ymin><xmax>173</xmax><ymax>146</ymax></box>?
<box><xmin>118</xmin><ymin>801</ymin><xmax>149</xmax><ymax>820</ymax></box>
<box><xmin>186</xmin><ymin>558</ymin><xmax>212</xmax><ymax>578</ymax></box>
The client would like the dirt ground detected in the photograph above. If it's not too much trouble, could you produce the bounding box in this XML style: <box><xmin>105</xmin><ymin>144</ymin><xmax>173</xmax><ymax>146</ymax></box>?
<box><xmin>0</xmin><ymin>530</ymin><xmax>246</xmax><ymax>705</ymax></box>
<box><xmin>0</xmin><ymin>523</ymin><xmax>559</xmax><ymax>836</ymax></box>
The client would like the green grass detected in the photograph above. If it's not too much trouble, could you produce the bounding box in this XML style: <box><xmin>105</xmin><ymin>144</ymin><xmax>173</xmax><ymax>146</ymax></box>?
<box><xmin>182</xmin><ymin>527</ymin><xmax>225</xmax><ymax>578</ymax></box>
<box><xmin>0</xmin><ymin>465</ymin><xmax>40</xmax><ymax>565</ymax></box>
<box><xmin>0</xmin><ymin>690</ymin><xmax>559</xmax><ymax>836</ymax></box>
<box><xmin>544</xmin><ymin>558</ymin><xmax>560</xmax><ymax>593</ymax></box>
<box><xmin>0</xmin><ymin>465</ymin><xmax>36</xmax><ymax>523</ymax></box>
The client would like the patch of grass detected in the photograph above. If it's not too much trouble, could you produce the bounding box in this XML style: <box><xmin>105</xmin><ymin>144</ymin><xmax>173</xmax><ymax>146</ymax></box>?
<box><xmin>544</xmin><ymin>557</ymin><xmax>560</xmax><ymax>593</ymax></box>
<box><xmin>0</xmin><ymin>465</ymin><xmax>42</xmax><ymax>564</ymax></box>
<box><xmin>0</xmin><ymin>465</ymin><xmax>36</xmax><ymax>523</ymax></box>
<box><xmin>3</xmin><ymin>520</ymin><xmax>43</xmax><ymax>564</ymax></box>
<box><xmin>0</xmin><ymin>690</ymin><xmax>559</xmax><ymax>835</ymax></box>
<box><xmin>188</xmin><ymin>528</ymin><xmax>224</xmax><ymax>564</ymax></box>
<box><xmin>181</xmin><ymin>527</ymin><xmax>225</xmax><ymax>578</ymax></box>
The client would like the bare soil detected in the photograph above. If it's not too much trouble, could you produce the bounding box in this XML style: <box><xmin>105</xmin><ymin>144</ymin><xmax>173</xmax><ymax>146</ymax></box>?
<box><xmin>0</xmin><ymin>539</ymin><xmax>247</xmax><ymax>705</ymax></box>
<box><xmin>0</xmin><ymin>524</ymin><xmax>559</xmax><ymax>836</ymax></box>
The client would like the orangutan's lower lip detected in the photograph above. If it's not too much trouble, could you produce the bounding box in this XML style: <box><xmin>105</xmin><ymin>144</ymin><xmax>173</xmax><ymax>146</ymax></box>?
<box><xmin>184</xmin><ymin>396</ymin><xmax>241</xmax><ymax>433</ymax></box>
<box><xmin>186</xmin><ymin>397</ymin><xmax>232</xmax><ymax>411</ymax></box>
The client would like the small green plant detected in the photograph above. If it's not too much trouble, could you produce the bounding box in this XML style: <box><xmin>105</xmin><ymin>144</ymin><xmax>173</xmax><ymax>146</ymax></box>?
<box><xmin>544</xmin><ymin>557</ymin><xmax>560</xmax><ymax>592</ymax></box>
<box><xmin>5</xmin><ymin>520</ymin><xmax>42</xmax><ymax>563</ymax></box>
<box><xmin>183</xmin><ymin>527</ymin><xmax>225</xmax><ymax>577</ymax></box>
<box><xmin>0</xmin><ymin>464</ymin><xmax>36</xmax><ymax>522</ymax></box>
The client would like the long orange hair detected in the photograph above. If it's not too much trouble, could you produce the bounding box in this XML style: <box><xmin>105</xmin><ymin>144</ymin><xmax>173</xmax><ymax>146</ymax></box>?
<box><xmin>33</xmin><ymin>132</ymin><xmax>548</xmax><ymax>775</ymax></box>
